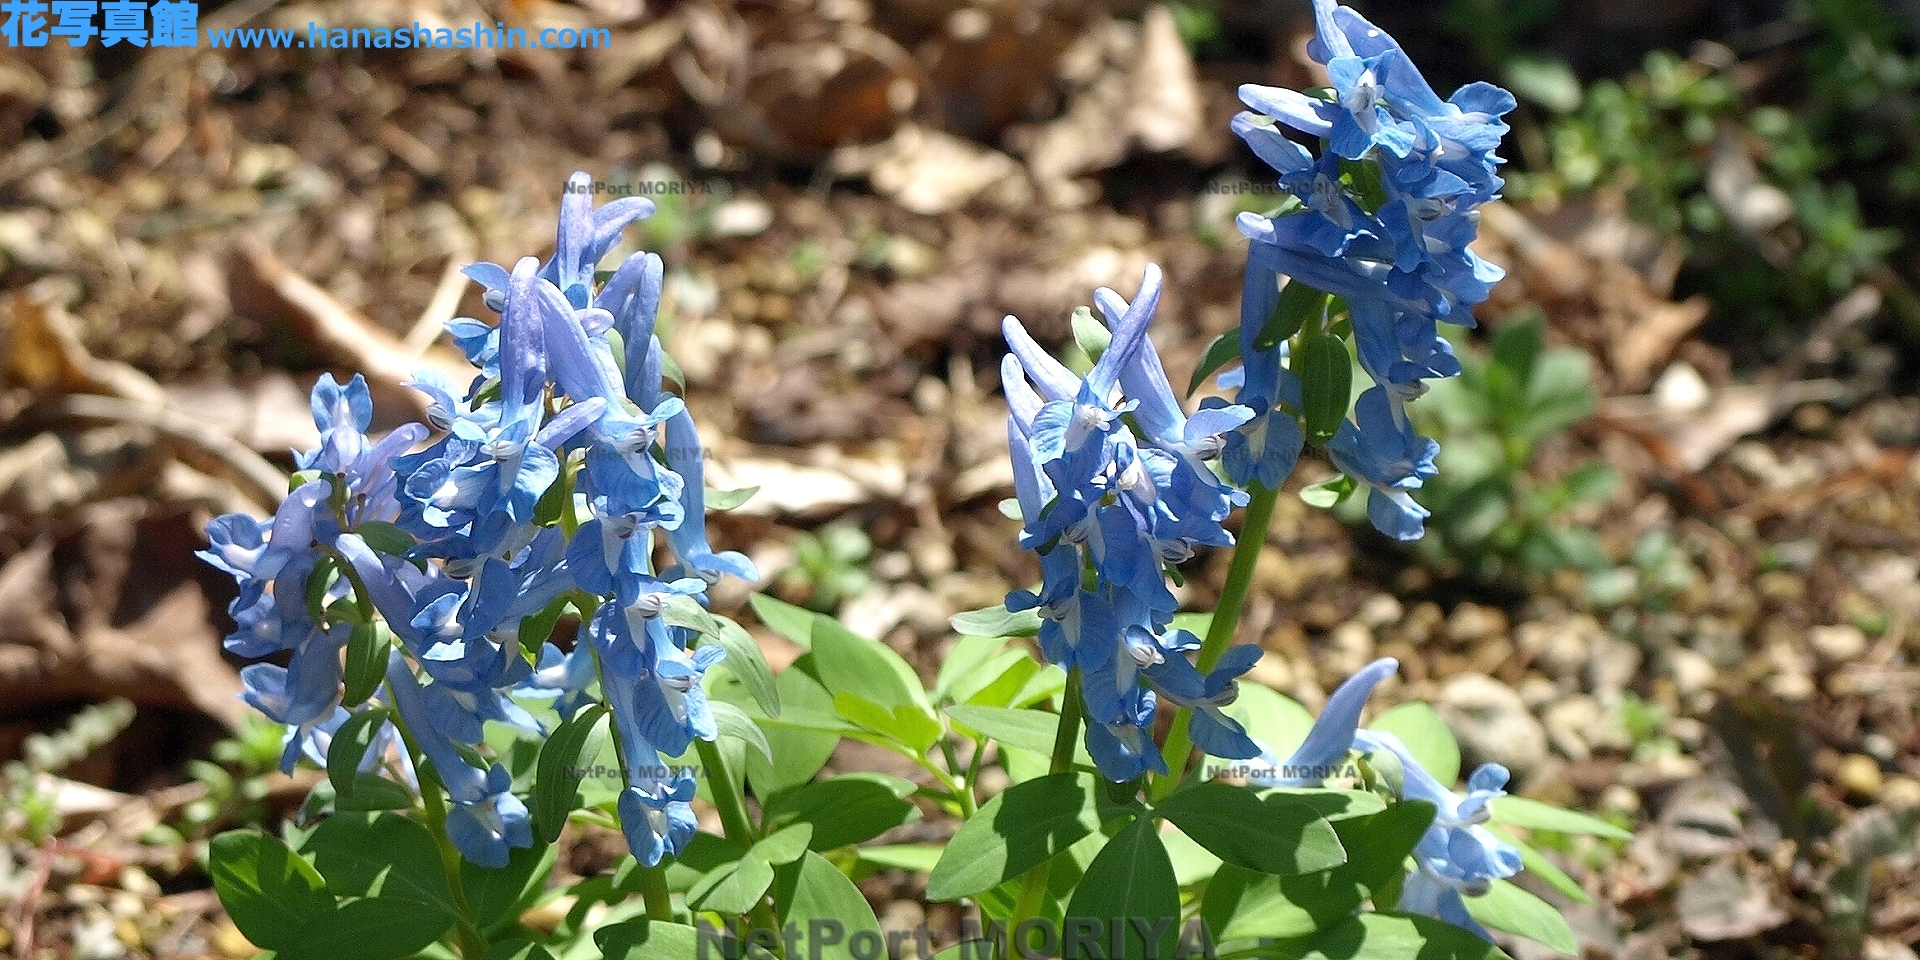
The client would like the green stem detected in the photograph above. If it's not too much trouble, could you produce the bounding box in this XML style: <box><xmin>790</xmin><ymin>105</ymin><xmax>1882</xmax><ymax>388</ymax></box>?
<box><xmin>963</xmin><ymin>735</ymin><xmax>986</xmax><ymax>817</ymax></box>
<box><xmin>695</xmin><ymin>738</ymin><xmax>784</xmax><ymax>956</ymax></box>
<box><xmin>1153</xmin><ymin>481</ymin><xmax>1278</xmax><ymax>800</ymax></box>
<box><xmin>1007</xmin><ymin>670</ymin><xmax>1083</xmax><ymax>957</ymax></box>
<box><xmin>938</xmin><ymin>736</ymin><xmax>977</xmax><ymax>817</ymax></box>
<box><xmin>384</xmin><ymin>683</ymin><xmax>489</xmax><ymax>960</ymax></box>
<box><xmin>694</xmin><ymin>738</ymin><xmax>757</xmax><ymax>844</ymax></box>
<box><xmin>1047</xmin><ymin>670</ymin><xmax>1084</xmax><ymax>775</ymax></box>
<box><xmin>636</xmin><ymin>862</ymin><xmax>673</xmax><ymax>922</ymax></box>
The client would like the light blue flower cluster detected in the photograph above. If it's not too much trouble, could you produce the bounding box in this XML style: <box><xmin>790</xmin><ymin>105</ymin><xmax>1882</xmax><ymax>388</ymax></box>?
<box><xmin>199</xmin><ymin>172</ymin><xmax>756</xmax><ymax>869</ymax></box>
<box><xmin>1224</xmin><ymin>0</ymin><xmax>1514</xmax><ymax>540</ymax></box>
<box><xmin>1001</xmin><ymin>265</ymin><xmax>1273</xmax><ymax>781</ymax></box>
<box><xmin>1250</xmin><ymin>658</ymin><xmax>1524</xmax><ymax>940</ymax></box>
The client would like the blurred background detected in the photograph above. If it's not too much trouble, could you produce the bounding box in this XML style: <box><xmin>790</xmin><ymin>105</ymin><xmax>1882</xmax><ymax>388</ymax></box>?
<box><xmin>4</xmin><ymin>0</ymin><xmax>1920</xmax><ymax>956</ymax></box>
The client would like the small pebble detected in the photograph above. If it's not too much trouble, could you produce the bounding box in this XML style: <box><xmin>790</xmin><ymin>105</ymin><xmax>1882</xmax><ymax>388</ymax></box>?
<box><xmin>1837</xmin><ymin>754</ymin><xmax>1884</xmax><ymax>800</ymax></box>
<box><xmin>1437</xmin><ymin>673</ymin><xmax>1550</xmax><ymax>781</ymax></box>
<box><xmin>1809</xmin><ymin>624</ymin><xmax>1869</xmax><ymax>666</ymax></box>
<box><xmin>1667</xmin><ymin>648</ymin><xmax>1717</xmax><ymax>697</ymax></box>
<box><xmin>1542</xmin><ymin>696</ymin><xmax>1602</xmax><ymax>762</ymax></box>
<box><xmin>1765</xmin><ymin>671</ymin><xmax>1815</xmax><ymax>702</ymax></box>
<box><xmin>1444</xmin><ymin>602</ymin><xmax>1507</xmax><ymax>647</ymax></box>
<box><xmin>1599</xmin><ymin>783</ymin><xmax>1641</xmax><ymax>817</ymax></box>
<box><xmin>1357</xmin><ymin>593</ymin><xmax>1403</xmax><ymax>628</ymax></box>
<box><xmin>1756</xmin><ymin>571</ymin><xmax>1806</xmax><ymax>603</ymax></box>
<box><xmin>1515</xmin><ymin>617</ymin><xmax>1592</xmax><ymax>680</ymax></box>
<box><xmin>1321</xmin><ymin>621</ymin><xmax>1375</xmax><ymax>678</ymax></box>
<box><xmin>1880</xmin><ymin>775</ymin><xmax>1920</xmax><ymax>809</ymax></box>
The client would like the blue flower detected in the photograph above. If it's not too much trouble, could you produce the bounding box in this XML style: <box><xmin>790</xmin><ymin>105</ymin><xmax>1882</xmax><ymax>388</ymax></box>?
<box><xmin>519</xmin><ymin>636</ymin><xmax>599</xmax><ymax>722</ymax></box>
<box><xmin>1142</xmin><ymin>640</ymin><xmax>1264</xmax><ymax>761</ymax></box>
<box><xmin>1356</xmin><ymin>729</ymin><xmax>1522</xmax><ymax>941</ymax></box>
<box><xmin>1083</xmin><ymin>688</ymin><xmax>1167</xmax><ymax>783</ymax></box>
<box><xmin>1326</xmin><ymin>387</ymin><xmax>1439</xmax><ymax>541</ymax></box>
<box><xmin>542</xmin><ymin>171</ymin><xmax>656</xmax><ymax>309</ymax></box>
<box><xmin>617</xmin><ymin>773</ymin><xmax>699</xmax><ymax>869</ymax></box>
<box><xmin>384</xmin><ymin>652</ymin><xmax>533</xmax><ymax>868</ymax></box>
<box><xmin>659</xmin><ymin>408</ymin><xmax>759</xmax><ymax>585</ymax></box>
<box><xmin>239</xmin><ymin>624</ymin><xmax>348</xmax><ymax>773</ymax></box>
<box><xmin>1219</xmin><ymin>265</ymin><xmax>1307</xmax><ymax>492</ymax></box>
<box><xmin>1239</xmin><ymin>656</ymin><xmax>1523</xmax><ymax>943</ymax></box>
<box><xmin>1247</xmin><ymin>657</ymin><xmax>1399</xmax><ymax>786</ymax></box>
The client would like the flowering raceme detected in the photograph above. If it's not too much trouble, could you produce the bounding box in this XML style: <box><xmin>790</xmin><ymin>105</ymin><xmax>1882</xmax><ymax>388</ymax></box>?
<box><xmin>991</xmin><ymin>0</ymin><xmax>1533</xmax><ymax>945</ymax></box>
<box><xmin>1224</xmin><ymin>0</ymin><xmax>1514</xmax><ymax>540</ymax></box>
<box><xmin>199</xmin><ymin>171</ymin><xmax>756</xmax><ymax>869</ymax></box>
<box><xmin>1001</xmin><ymin>264</ymin><xmax>1266</xmax><ymax>781</ymax></box>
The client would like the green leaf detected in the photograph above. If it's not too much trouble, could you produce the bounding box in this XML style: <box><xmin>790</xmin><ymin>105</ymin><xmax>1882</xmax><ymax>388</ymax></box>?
<box><xmin>661</xmin><ymin>593</ymin><xmax>724</xmax><ymax>636</ymax></box>
<box><xmin>808</xmin><ymin>614</ymin><xmax>928</xmax><ymax>713</ymax></box>
<box><xmin>207</xmin><ymin>831</ymin><xmax>336</xmax><ymax>951</ymax></box>
<box><xmin>1187</xmin><ymin>331</ymin><xmax>1243</xmax><ymax>398</ymax></box>
<box><xmin>772</xmin><ymin>852</ymin><xmax>886</xmax><ymax>960</ymax></box>
<box><xmin>461</xmin><ymin>840</ymin><xmax>556</xmax><ymax>931</ymax></box>
<box><xmin>1200</xmin><ymin>801</ymin><xmax>1434</xmax><ymax>942</ymax></box>
<box><xmin>1490</xmin><ymin>795</ymin><xmax>1633</xmax><ymax>840</ymax></box>
<box><xmin>1488</xmin><ymin>824</ymin><xmax>1591</xmax><ymax>904</ymax></box>
<box><xmin>1367</xmin><ymin>702</ymin><xmax>1461</xmax><ymax>788</ymax></box>
<box><xmin>831</xmin><ymin>691</ymin><xmax>943</xmax><ymax>753</ymax></box>
<box><xmin>278</xmin><ymin>897</ymin><xmax>454</xmax><ymax>960</ymax></box>
<box><xmin>742</xmin><ymin>661</ymin><xmax>840</xmax><ymax>798</ymax></box>
<box><xmin>1561</xmin><ymin>462</ymin><xmax>1618</xmax><ymax>506</ymax></box>
<box><xmin>705</xmin><ymin>485</ymin><xmax>759</xmax><ymax>510</ymax></box>
<box><xmin>1257</xmin><ymin>281</ymin><xmax>1324</xmax><ymax>351</ymax></box>
<box><xmin>1072</xmin><ymin>305</ymin><xmax>1112</xmax><ymax>363</ymax></box>
<box><xmin>688</xmin><ymin>853</ymin><xmax>776</xmax><ymax>915</ymax></box>
<box><xmin>341</xmin><ymin>621</ymin><xmax>390</xmax><ymax>708</ymax></box>
<box><xmin>953</xmin><ymin>653</ymin><xmax>1048</xmax><ymax>709</ymax></box>
<box><xmin>763</xmin><ymin>773</ymin><xmax>922</xmax><ymax>851</ymax></box>
<box><xmin>532</xmin><ymin>704</ymin><xmax>610</xmax><ymax>844</ymax></box>
<box><xmin>483</xmin><ymin>942</ymin><xmax>557</xmax><ymax>960</ymax></box>
<box><xmin>1300</xmin><ymin>474</ymin><xmax>1355</xmax><ymax>509</ymax></box>
<box><xmin>334</xmin><ymin>773</ymin><xmax>415</xmax><ymax>812</ymax></box>
<box><xmin>1504</xmin><ymin>54</ymin><xmax>1582</xmax><ymax>113</ymax></box>
<box><xmin>856</xmin><ymin>844</ymin><xmax>944</xmax><ymax>873</ymax></box>
<box><xmin>302</xmin><ymin>812</ymin><xmax>458</xmax><ymax>917</ymax></box>
<box><xmin>703</xmin><ymin>614</ymin><xmax>781</xmax><ymax>718</ymax></box>
<box><xmin>1489</xmin><ymin>313</ymin><xmax>1544</xmax><ymax>392</ymax></box>
<box><xmin>749</xmin><ymin>593</ymin><xmax>816</xmax><ymax>649</ymax></box>
<box><xmin>712</xmin><ymin>701</ymin><xmax>774</xmax><ymax>764</ymax></box>
<box><xmin>1518</xmin><ymin>350</ymin><xmax>1596</xmax><ymax>446</ymax></box>
<box><xmin>1257</xmin><ymin>787</ymin><xmax>1388</xmax><ymax>821</ymax></box>
<box><xmin>595</xmin><ymin>920</ymin><xmax>706</xmax><ymax>960</ymax></box>
<box><xmin>927</xmin><ymin>772</ymin><xmax>1102</xmax><ymax>901</ymax></box>
<box><xmin>935</xmin><ymin>635</ymin><xmax>1013</xmax><ymax>703</ymax></box>
<box><xmin>945</xmin><ymin>705</ymin><xmax>1091</xmax><ymax>765</ymax></box>
<box><xmin>1465</xmin><ymin>878</ymin><xmax>1579</xmax><ymax>953</ymax></box>
<box><xmin>950</xmin><ymin>604</ymin><xmax>1042</xmax><ymax>638</ymax></box>
<box><xmin>1160</xmin><ymin>819</ymin><xmax>1223</xmax><ymax>887</ymax></box>
<box><xmin>1062</xmin><ymin>815</ymin><xmax>1181</xmax><ymax>959</ymax></box>
<box><xmin>1284</xmin><ymin>911</ymin><xmax>1511</xmax><ymax>959</ymax></box>
<box><xmin>355</xmin><ymin>520</ymin><xmax>416</xmax><ymax>556</ymax></box>
<box><xmin>1220</xmin><ymin>685</ymin><xmax>1316</xmax><ymax>764</ymax></box>
<box><xmin>517</xmin><ymin>594</ymin><xmax>573</xmax><ymax>653</ymax></box>
<box><xmin>753</xmin><ymin>823</ymin><xmax>816</xmax><ymax>865</ymax></box>
<box><xmin>1153</xmin><ymin>781</ymin><xmax>1345</xmax><ymax>875</ymax></box>
<box><xmin>659</xmin><ymin>351</ymin><xmax>687</xmax><ymax>392</ymax></box>
<box><xmin>326</xmin><ymin>709</ymin><xmax>386</xmax><ymax>800</ymax></box>
<box><xmin>1299</xmin><ymin>332</ymin><xmax>1353</xmax><ymax>445</ymax></box>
